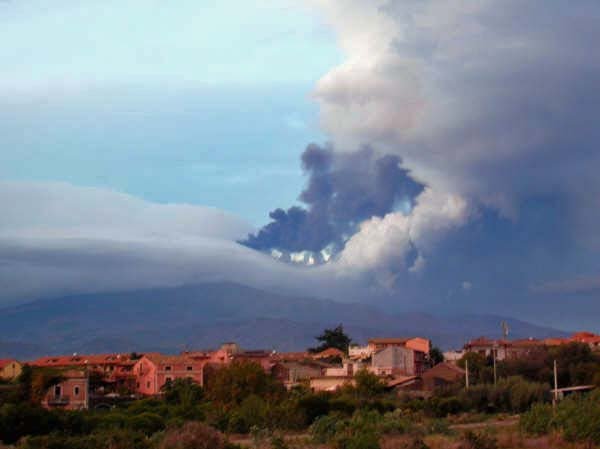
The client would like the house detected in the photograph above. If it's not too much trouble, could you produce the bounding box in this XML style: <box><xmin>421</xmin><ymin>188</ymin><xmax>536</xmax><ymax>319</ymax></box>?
<box><xmin>325</xmin><ymin>359</ymin><xmax>367</xmax><ymax>377</ymax></box>
<box><xmin>30</xmin><ymin>353</ymin><xmax>138</xmax><ymax>393</ymax></box>
<box><xmin>349</xmin><ymin>345</ymin><xmax>372</xmax><ymax>361</ymax></box>
<box><xmin>0</xmin><ymin>359</ymin><xmax>22</xmax><ymax>380</ymax></box>
<box><xmin>368</xmin><ymin>337</ymin><xmax>431</xmax><ymax>355</ymax></box>
<box><xmin>420</xmin><ymin>362</ymin><xmax>465</xmax><ymax>391</ymax></box>
<box><xmin>271</xmin><ymin>360</ymin><xmax>324</xmax><ymax>388</ymax></box>
<box><xmin>309</xmin><ymin>376</ymin><xmax>355</xmax><ymax>392</ymax></box>
<box><xmin>442</xmin><ymin>350</ymin><xmax>464</xmax><ymax>363</ymax></box>
<box><xmin>570</xmin><ymin>332</ymin><xmax>600</xmax><ymax>351</ymax></box>
<box><xmin>133</xmin><ymin>354</ymin><xmax>204</xmax><ymax>396</ymax></box>
<box><xmin>464</xmin><ymin>337</ymin><xmax>551</xmax><ymax>361</ymax></box>
<box><xmin>312</xmin><ymin>347</ymin><xmax>345</xmax><ymax>360</ymax></box>
<box><xmin>371</xmin><ymin>345</ymin><xmax>426</xmax><ymax>376</ymax></box>
<box><xmin>464</xmin><ymin>337</ymin><xmax>511</xmax><ymax>360</ymax></box>
<box><xmin>41</xmin><ymin>370</ymin><xmax>89</xmax><ymax>410</ymax></box>
<box><xmin>184</xmin><ymin>343</ymin><xmax>275</xmax><ymax>372</ymax></box>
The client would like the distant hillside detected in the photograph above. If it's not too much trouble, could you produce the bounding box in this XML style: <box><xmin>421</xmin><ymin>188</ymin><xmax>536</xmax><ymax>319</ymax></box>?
<box><xmin>0</xmin><ymin>282</ymin><xmax>567</xmax><ymax>358</ymax></box>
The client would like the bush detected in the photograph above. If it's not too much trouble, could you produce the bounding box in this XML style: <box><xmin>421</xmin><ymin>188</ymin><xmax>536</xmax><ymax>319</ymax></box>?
<box><xmin>457</xmin><ymin>430</ymin><xmax>498</xmax><ymax>449</ymax></box>
<box><xmin>17</xmin><ymin>430</ymin><xmax>152</xmax><ymax>449</ymax></box>
<box><xmin>310</xmin><ymin>414</ymin><xmax>347</xmax><ymax>443</ymax></box>
<box><xmin>555</xmin><ymin>392</ymin><xmax>600</xmax><ymax>445</ymax></box>
<box><xmin>159</xmin><ymin>422</ymin><xmax>225</xmax><ymax>449</ymax></box>
<box><xmin>520</xmin><ymin>402</ymin><xmax>553</xmax><ymax>435</ymax></box>
<box><xmin>333</xmin><ymin>430</ymin><xmax>380</xmax><ymax>449</ymax></box>
<box><xmin>126</xmin><ymin>412</ymin><xmax>165</xmax><ymax>435</ymax></box>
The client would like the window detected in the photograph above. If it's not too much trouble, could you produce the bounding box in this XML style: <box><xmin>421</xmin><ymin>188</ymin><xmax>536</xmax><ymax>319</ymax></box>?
<box><xmin>54</xmin><ymin>385</ymin><xmax>62</xmax><ymax>398</ymax></box>
<box><xmin>74</xmin><ymin>386</ymin><xmax>80</xmax><ymax>396</ymax></box>
<box><xmin>165</xmin><ymin>366</ymin><xmax>172</xmax><ymax>371</ymax></box>
<box><xmin>146</xmin><ymin>381</ymin><xmax>151</xmax><ymax>389</ymax></box>
<box><xmin>165</xmin><ymin>376</ymin><xmax>173</xmax><ymax>383</ymax></box>
<box><xmin>186</xmin><ymin>366</ymin><xmax>193</xmax><ymax>371</ymax></box>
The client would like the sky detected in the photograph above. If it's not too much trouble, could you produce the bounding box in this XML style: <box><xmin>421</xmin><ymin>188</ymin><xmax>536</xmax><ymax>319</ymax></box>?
<box><xmin>2</xmin><ymin>0</ymin><xmax>600</xmax><ymax>331</ymax></box>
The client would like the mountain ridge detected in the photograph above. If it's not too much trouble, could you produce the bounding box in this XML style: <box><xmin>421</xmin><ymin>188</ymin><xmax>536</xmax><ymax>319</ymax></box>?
<box><xmin>0</xmin><ymin>282</ymin><xmax>568</xmax><ymax>358</ymax></box>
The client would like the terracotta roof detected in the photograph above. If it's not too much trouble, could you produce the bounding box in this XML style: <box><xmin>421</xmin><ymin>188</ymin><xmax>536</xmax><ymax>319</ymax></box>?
<box><xmin>544</xmin><ymin>338</ymin><xmax>568</xmax><ymax>346</ymax></box>
<box><xmin>30</xmin><ymin>353</ymin><xmax>137</xmax><ymax>367</ymax></box>
<box><xmin>422</xmin><ymin>362</ymin><xmax>465</xmax><ymax>382</ymax></box>
<box><xmin>142</xmin><ymin>353</ymin><xmax>199</xmax><ymax>365</ymax></box>
<box><xmin>312</xmin><ymin>348</ymin><xmax>345</xmax><ymax>359</ymax></box>
<box><xmin>273</xmin><ymin>352</ymin><xmax>311</xmax><ymax>361</ymax></box>
<box><xmin>510</xmin><ymin>338</ymin><xmax>544</xmax><ymax>347</ymax></box>
<box><xmin>0</xmin><ymin>359</ymin><xmax>18</xmax><ymax>370</ymax></box>
<box><xmin>386</xmin><ymin>375</ymin><xmax>419</xmax><ymax>388</ymax></box>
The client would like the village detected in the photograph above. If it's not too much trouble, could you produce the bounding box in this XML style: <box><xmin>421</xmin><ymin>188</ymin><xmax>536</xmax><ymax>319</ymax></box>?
<box><xmin>2</xmin><ymin>330</ymin><xmax>599</xmax><ymax>411</ymax></box>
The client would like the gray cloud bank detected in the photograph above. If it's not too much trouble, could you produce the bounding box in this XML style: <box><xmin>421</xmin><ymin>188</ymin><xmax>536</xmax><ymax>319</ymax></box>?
<box><xmin>0</xmin><ymin>182</ymin><xmax>360</xmax><ymax>304</ymax></box>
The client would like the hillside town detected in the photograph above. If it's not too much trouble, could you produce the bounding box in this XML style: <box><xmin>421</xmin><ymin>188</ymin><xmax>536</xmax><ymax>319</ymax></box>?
<box><xmin>1</xmin><ymin>330</ymin><xmax>599</xmax><ymax>411</ymax></box>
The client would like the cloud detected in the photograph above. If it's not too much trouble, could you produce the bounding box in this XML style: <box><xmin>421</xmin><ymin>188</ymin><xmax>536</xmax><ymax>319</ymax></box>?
<box><xmin>336</xmin><ymin>188</ymin><xmax>470</xmax><ymax>281</ymax></box>
<box><xmin>242</xmin><ymin>143</ymin><xmax>423</xmax><ymax>253</ymax></box>
<box><xmin>0</xmin><ymin>181</ymin><xmax>358</xmax><ymax>304</ymax></box>
<box><xmin>310</xmin><ymin>0</ymin><xmax>600</xmax><ymax>232</ymax></box>
<box><xmin>531</xmin><ymin>276</ymin><xmax>600</xmax><ymax>296</ymax></box>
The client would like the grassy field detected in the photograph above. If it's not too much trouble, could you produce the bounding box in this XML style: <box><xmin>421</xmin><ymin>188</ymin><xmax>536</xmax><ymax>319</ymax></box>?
<box><xmin>230</xmin><ymin>417</ymin><xmax>599</xmax><ymax>449</ymax></box>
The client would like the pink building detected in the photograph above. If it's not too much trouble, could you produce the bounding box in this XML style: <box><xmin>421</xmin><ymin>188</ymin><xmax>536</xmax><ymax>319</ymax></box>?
<box><xmin>41</xmin><ymin>370</ymin><xmax>89</xmax><ymax>410</ymax></box>
<box><xmin>133</xmin><ymin>354</ymin><xmax>204</xmax><ymax>396</ymax></box>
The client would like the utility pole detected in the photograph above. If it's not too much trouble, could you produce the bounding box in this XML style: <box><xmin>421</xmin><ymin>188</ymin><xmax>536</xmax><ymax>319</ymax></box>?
<box><xmin>465</xmin><ymin>358</ymin><xmax>470</xmax><ymax>390</ymax></box>
<box><xmin>553</xmin><ymin>359</ymin><xmax>558</xmax><ymax>413</ymax></box>
<box><xmin>493</xmin><ymin>345</ymin><xmax>497</xmax><ymax>386</ymax></box>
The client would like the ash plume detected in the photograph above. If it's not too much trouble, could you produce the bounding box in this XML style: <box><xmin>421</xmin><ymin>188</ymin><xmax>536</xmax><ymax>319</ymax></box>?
<box><xmin>242</xmin><ymin>143</ymin><xmax>424</xmax><ymax>254</ymax></box>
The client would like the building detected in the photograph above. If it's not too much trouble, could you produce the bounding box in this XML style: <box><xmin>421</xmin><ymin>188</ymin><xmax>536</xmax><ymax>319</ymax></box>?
<box><xmin>41</xmin><ymin>370</ymin><xmax>89</xmax><ymax>410</ymax></box>
<box><xmin>312</xmin><ymin>347</ymin><xmax>345</xmax><ymax>360</ymax></box>
<box><xmin>0</xmin><ymin>359</ymin><xmax>22</xmax><ymax>380</ymax></box>
<box><xmin>464</xmin><ymin>337</ymin><xmax>511</xmax><ymax>360</ymax></box>
<box><xmin>368</xmin><ymin>337</ymin><xmax>431</xmax><ymax>355</ymax></box>
<box><xmin>30</xmin><ymin>353</ymin><xmax>139</xmax><ymax>394</ymax></box>
<box><xmin>349</xmin><ymin>345</ymin><xmax>372</xmax><ymax>360</ymax></box>
<box><xmin>570</xmin><ymin>332</ymin><xmax>600</xmax><ymax>351</ymax></box>
<box><xmin>371</xmin><ymin>345</ymin><xmax>426</xmax><ymax>376</ymax></box>
<box><xmin>271</xmin><ymin>360</ymin><xmax>324</xmax><ymax>389</ymax></box>
<box><xmin>133</xmin><ymin>354</ymin><xmax>204</xmax><ymax>396</ymax></box>
<box><xmin>309</xmin><ymin>376</ymin><xmax>355</xmax><ymax>392</ymax></box>
<box><xmin>420</xmin><ymin>362</ymin><xmax>465</xmax><ymax>391</ymax></box>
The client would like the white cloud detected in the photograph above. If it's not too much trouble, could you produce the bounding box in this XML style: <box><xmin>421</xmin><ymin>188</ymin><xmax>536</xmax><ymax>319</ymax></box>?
<box><xmin>336</xmin><ymin>188</ymin><xmax>470</xmax><ymax>275</ymax></box>
<box><xmin>0</xmin><ymin>182</ymin><xmax>360</xmax><ymax>304</ymax></box>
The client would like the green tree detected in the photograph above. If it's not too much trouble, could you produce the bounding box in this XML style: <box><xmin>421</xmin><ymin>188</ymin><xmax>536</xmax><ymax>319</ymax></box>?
<box><xmin>309</xmin><ymin>325</ymin><xmax>352</xmax><ymax>354</ymax></box>
<box><xmin>204</xmin><ymin>361</ymin><xmax>282</xmax><ymax>408</ymax></box>
<box><xmin>429</xmin><ymin>347</ymin><xmax>444</xmax><ymax>366</ymax></box>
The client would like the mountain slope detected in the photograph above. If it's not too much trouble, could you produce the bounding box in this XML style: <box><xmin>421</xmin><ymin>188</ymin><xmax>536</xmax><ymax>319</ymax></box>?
<box><xmin>0</xmin><ymin>282</ymin><xmax>567</xmax><ymax>358</ymax></box>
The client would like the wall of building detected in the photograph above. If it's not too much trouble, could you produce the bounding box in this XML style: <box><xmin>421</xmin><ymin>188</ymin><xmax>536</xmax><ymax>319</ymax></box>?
<box><xmin>0</xmin><ymin>361</ymin><xmax>22</xmax><ymax>380</ymax></box>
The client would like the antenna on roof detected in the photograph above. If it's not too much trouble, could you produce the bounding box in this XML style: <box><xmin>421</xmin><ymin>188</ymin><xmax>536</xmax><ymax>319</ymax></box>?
<box><xmin>501</xmin><ymin>321</ymin><xmax>509</xmax><ymax>339</ymax></box>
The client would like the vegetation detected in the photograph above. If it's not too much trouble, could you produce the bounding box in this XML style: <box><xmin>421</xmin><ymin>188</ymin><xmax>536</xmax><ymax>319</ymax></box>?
<box><xmin>309</xmin><ymin>324</ymin><xmax>352</xmax><ymax>354</ymax></box>
<box><xmin>2</xmin><ymin>337</ymin><xmax>600</xmax><ymax>448</ymax></box>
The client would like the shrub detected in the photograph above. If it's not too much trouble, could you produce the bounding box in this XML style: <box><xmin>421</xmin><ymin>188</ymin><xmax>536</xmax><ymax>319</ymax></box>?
<box><xmin>555</xmin><ymin>392</ymin><xmax>600</xmax><ymax>445</ymax></box>
<box><xmin>159</xmin><ymin>422</ymin><xmax>225</xmax><ymax>449</ymax></box>
<box><xmin>333</xmin><ymin>430</ymin><xmax>380</xmax><ymax>449</ymax></box>
<box><xmin>520</xmin><ymin>402</ymin><xmax>553</xmax><ymax>436</ymax></box>
<box><xmin>457</xmin><ymin>430</ymin><xmax>498</xmax><ymax>449</ymax></box>
<box><xmin>126</xmin><ymin>412</ymin><xmax>165</xmax><ymax>435</ymax></box>
<box><xmin>310</xmin><ymin>414</ymin><xmax>347</xmax><ymax>443</ymax></box>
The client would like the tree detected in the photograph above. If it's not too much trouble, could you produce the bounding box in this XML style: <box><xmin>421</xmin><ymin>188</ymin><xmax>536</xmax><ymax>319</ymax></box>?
<box><xmin>204</xmin><ymin>361</ymin><xmax>283</xmax><ymax>408</ymax></box>
<box><xmin>429</xmin><ymin>346</ymin><xmax>444</xmax><ymax>366</ymax></box>
<box><xmin>309</xmin><ymin>325</ymin><xmax>352</xmax><ymax>354</ymax></box>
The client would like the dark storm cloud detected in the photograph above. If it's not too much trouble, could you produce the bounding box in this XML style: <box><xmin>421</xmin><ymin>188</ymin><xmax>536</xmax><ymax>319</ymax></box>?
<box><xmin>242</xmin><ymin>144</ymin><xmax>424</xmax><ymax>253</ymax></box>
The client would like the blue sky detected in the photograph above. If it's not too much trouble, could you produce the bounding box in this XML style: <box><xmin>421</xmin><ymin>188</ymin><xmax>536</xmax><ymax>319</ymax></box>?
<box><xmin>1</xmin><ymin>0</ymin><xmax>341</xmax><ymax>225</ymax></box>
